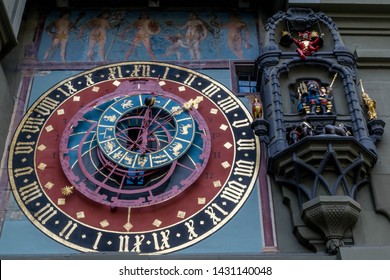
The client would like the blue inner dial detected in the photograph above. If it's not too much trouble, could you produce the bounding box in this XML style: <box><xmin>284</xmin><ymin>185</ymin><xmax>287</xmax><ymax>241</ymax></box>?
<box><xmin>97</xmin><ymin>94</ymin><xmax>195</xmax><ymax>170</ymax></box>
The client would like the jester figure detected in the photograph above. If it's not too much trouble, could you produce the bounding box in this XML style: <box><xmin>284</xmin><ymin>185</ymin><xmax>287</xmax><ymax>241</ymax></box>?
<box><xmin>280</xmin><ymin>30</ymin><xmax>323</xmax><ymax>59</ymax></box>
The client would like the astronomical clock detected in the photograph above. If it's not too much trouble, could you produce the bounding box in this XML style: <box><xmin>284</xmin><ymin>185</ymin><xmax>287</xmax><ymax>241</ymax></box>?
<box><xmin>8</xmin><ymin>61</ymin><xmax>260</xmax><ymax>254</ymax></box>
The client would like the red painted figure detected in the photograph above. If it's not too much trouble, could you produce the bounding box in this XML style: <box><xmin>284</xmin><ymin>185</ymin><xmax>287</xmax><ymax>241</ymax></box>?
<box><xmin>286</xmin><ymin>30</ymin><xmax>323</xmax><ymax>59</ymax></box>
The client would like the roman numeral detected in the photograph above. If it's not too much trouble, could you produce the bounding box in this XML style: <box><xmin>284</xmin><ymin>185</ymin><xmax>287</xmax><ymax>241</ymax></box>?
<box><xmin>14</xmin><ymin>166</ymin><xmax>34</xmax><ymax>178</ymax></box>
<box><xmin>152</xmin><ymin>230</ymin><xmax>170</xmax><ymax>251</ymax></box>
<box><xmin>130</xmin><ymin>65</ymin><xmax>150</xmax><ymax>77</ymax></box>
<box><xmin>34</xmin><ymin>203</ymin><xmax>57</xmax><ymax>224</ymax></box>
<box><xmin>119</xmin><ymin>235</ymin><xmax>146</xmax><ymax>253</ymax></box>
<box><xmin>19</xmin><ymin>180</ymin><xmax>42</xmax><ymax>204</ymax></box>
<box><xmin>57</xmin><ymin>81</ymin><xmax>77</xmax><ymax>97</ymax></box>
<box><xmin>118</xmin><ymin>235</ymin><xmax>130</xmax><ymax>252</ymax></box>
<box><xmin>93</xmin><ymin>232</ymin><xmax>103</xmax><ymax>250</ymax></box>
<box><xmin>162</xmin><ymin>67</ymin><xmax>170</xmax><ymax>80</ymax></box>
<box><xmin>183</xmin><ymin>73</ymin><xmax>197</xmax><ymax>86</ymax></box>
<box><xmin>34</xmin><ymin>97</ymin><xmax>60</xmax><ymax>116</ymax></box>
<box><xmin>233</xmin><ymin>160</ymin><xmax>255</xmax><ymax>177</ymax></box>
<box><xmin>237</xmin><ymin>138</ymin><xmax>256</xmax><ymax>151</ymax></box>
<box><xmin>205</xmin><ymin>203</ymin><xmax>228</xmax><ymax>225</ymax></box>
<box><xmin>131</xmin><ymin>235</ymin><xmax>145</xmax><ymax>253</ymax></box>
<box><xmin>217</xmin><ymin>96</ymin><xmax>239</xmax><ymax>113</ymax></box>
<box><xmin>108</xmin><ymin>66</ymin><xmax>124</xmax><ymax>80</ymax></box>
<box><xmin>59</xmin><ymin>221</ymin><xmax>77</xmax><ymax>240</ymax></box>
<box><xmin>84</xmin><ymin>73</ymin><xmax>95</xmax><ymax>86</ymax></box>
<box><xmin>14</xmin><ymin>141</ymin><xmax>35</xmax><ymax>154</ymax></box>
<box><xmin>232</xmin><ymin>118</ymin><xmax>250</xmax><ymax>128</ymax></box>
<box><xmin>202</xmin><ymin>83</ymin><xmax>220</xmax><ymax>97</ymax></box>
<box><xmin>221</xmin><ymin>180</ymin><xmax>247</xmax><ymax>204</ymax></box>
<box><xmin>184</xmin><ymin>220</ymin><xmax>198</xmax><ymax>240</ymax></box>
<box><xmin>21</xmin><ymin>117</ymin><xmax>44</xmax><ymax>133</ymax></box>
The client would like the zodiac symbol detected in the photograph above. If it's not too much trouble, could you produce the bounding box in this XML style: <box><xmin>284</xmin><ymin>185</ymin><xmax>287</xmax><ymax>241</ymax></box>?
<box><xmin>171</xmin><ymin>142</ymin><xmax>183</xmax><ymax>156</ymax></box>
<box><xmin>180</xmin><ymin>124</ymin><xmax>192</xmax><ymax>135</ymax></box>
<box><xmin>123</xmin><ymin>155</ymin><xmax>133</xmax><ymax>165</ymax></box>
<box><xmin>121</xmin><ymin>100</ymin><xmax>133</xmax><ymax>109</ymax></box>
<box><xmin>104</xmin><ymin>141</ymin><xmax>115</xmax><ymax>153</ymax></box>
<box><xmin>113</xmin><ymin>150</ymin><xmax>123</xmax><ymax>159</ymax></box>
<box><xmin>100</xmin><ymin>128</ymin><xmax>113</xmax><ymax>139</ymax></box>
<box><xmin>171</xmin><ymin>106</ymin><xmax>183</xmax><ymax>116</ymax></box>
<box><xmin>137</xmin><ymin>156</ymin><xmax>148</xmax><ymax>167</ymax></box>
<box><xmin>103</xmin><ymin>115</ymin><xmax>117</xmax><ymax>122</ymax></box>
<box><xmin>152</xmin><ymin>155</ymin><xmax>166</xmax><ymax>159</ymax></box>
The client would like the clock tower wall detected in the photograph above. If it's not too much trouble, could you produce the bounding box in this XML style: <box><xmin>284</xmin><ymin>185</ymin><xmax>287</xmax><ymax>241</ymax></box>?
<box><xmin>2</xmin><ymin>0</ymin><xmax>390</xmax><ymax>260</ymax></box>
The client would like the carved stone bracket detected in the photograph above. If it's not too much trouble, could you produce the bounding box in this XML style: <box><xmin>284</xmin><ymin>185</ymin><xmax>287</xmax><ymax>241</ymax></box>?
<box><xmin>252</xmin><ymin>118</ymin><xmax>270</xmax><ymax>144</ymax></box>
<box><xmin>367</xmin><ymin>119</ymin><xmax>386</xmax><ymax>144</ymax></box>
<box><xmin>302</xmin><ymin>196</ymin><xmax>361</xmax><ymax>255</ymax></box>
<box><xmin>268</xmin><ymin>136</ymin><xmax>377</xmax><ymax>254</ymax></box>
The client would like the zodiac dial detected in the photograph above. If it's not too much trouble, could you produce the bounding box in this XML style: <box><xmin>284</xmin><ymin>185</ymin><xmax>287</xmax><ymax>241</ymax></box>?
<box><xmin>8</xmin><ymin>61</ymin><xmax>260</xmax><ymax>254</ymax></box>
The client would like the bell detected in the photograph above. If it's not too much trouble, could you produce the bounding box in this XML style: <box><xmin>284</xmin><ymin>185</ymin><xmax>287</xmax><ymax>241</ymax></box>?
<box><xmin>310</xmin><ymin>30</ymin><xmax>324</xmax><ymax>47</ymax></box>
<box><xmin>279</xmin><ymin>30</ymin><xmax>293</xmax><ymax>47</ymax></box>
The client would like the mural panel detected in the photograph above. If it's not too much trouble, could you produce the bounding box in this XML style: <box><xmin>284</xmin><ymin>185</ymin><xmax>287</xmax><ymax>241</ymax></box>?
<box><xmin>37</xmin><ymin>10</ymin><xmax>259</xmax><ymax>62</ymax></box>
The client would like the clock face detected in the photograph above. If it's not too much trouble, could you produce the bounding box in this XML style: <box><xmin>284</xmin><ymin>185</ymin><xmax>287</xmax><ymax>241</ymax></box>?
<box><xmin>8</xmin><ymin>61</ymin><xmax>260</xmax><ymax>254</ymax></box>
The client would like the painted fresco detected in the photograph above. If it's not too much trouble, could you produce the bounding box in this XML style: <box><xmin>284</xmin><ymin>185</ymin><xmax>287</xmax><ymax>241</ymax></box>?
<box><xmin>37</xmin><ymin>10</ymin><xmax>259</xmax><ymax>62</ymax></box>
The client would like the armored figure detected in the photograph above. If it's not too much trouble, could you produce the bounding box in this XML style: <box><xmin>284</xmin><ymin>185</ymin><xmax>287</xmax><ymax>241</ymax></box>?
<box><xmin>319</xmin><ymin>85</ymin><xmax>333</xmax><ymax>114</ymax></box>
<box><xmin>360</xmin><ymin>79</ymin><xmax>377</xmax><ymax>120</ymax></box>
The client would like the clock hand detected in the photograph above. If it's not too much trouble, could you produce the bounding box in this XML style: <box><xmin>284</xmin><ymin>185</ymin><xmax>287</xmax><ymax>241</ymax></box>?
<box><xmin>137</xmin><ymin>96</ymin><xmax>155</xmax><ymax>154</ymax></box>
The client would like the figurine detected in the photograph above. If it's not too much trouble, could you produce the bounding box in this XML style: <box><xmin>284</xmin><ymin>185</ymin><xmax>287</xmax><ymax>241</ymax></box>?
<box><xmin>299</xmin><ymin>121</ymin><xmax>314</xmax><ymax>137</ymax></box>
<box><xmin>296</xmin><ymin>75</ymin><xmax>336</xmax><ymax>115</ymax></box>
<box><xmin>323</xmin><ymin>123</ymin><xmax>351</xmax><ymax>136</ymax></box>
<box><xmin>360</xmin><ymin>79</ymin><xmax>377</xmax><ymax>120</ymax></box>
<box><xmin>297</xmin><ymin>80</ymin><xmax>320</xmax><ymax>114</ymax></box>
<box><xmin>286</xmin><ymin>121</ymin><xmax>315</xmax><ymax>145</ymax></box>
<box><xmin>288</xmin><ymin>125</ymin><xmax>301</xmax><ymax>144</ymax></box>
<box><xmin>280</xmin><ymin>30</ymin><xmax>323</xmax><ymax>59</ymax></box>
<box><xmin>252</xmin><ymin>96</ymin><xmax>263</xmax><ymax>119</ymax></box>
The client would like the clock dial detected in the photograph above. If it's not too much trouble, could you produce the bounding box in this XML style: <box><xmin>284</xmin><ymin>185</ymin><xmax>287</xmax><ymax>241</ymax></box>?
<box><xmin>60</xmin><ymin>83</ymin><xmax>210</xmax><ymax>208</ymax></box>
<box><xmin>8</xmin><ymin>62</ymin><xmax>260</xmax><ymax>254</ymax></box>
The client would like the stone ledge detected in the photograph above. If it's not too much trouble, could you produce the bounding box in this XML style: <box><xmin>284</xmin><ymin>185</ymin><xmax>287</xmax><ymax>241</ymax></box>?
<box><xmin>289</xmin><ymin>0</ymin><xmax>390</xmax><ymax>13</ymax></box>
<box><xmin>355</xmin><ymin>49</ymin><xmax>390</xmax><ymax>62</ymax></box>
<box><xmin>354</xmin><ymin>49</ymin><xmax>390</xmax><ymax>68</ymax></box>
<box><xmin>338</xmin><ymin>246</ymin><xmax>390</xmax><ymax>259</ymax></box>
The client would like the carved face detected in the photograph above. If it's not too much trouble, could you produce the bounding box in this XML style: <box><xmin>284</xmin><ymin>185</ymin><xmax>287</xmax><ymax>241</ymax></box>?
<box><xmin>298</xmin><ymin>31</ymin><xmax>311</xmax><ymax>40</ymax></box>
<box><xmin>307</xmin><ymin>80</ymin><xmax>319</xmax><ymax>91</ymax></box>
